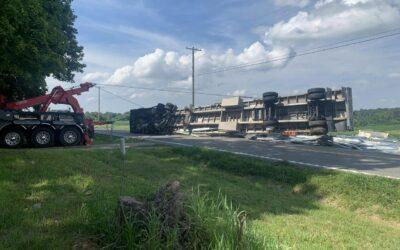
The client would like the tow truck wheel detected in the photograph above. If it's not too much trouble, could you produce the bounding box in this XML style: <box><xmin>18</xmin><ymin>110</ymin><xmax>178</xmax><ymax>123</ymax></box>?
<box><xmin>31</xmin><ymin>127</ymin><xmax>54</xmax><ymax>148</ymax></box>
<box><xmin>59</xmin><ymin>127</ymin><xmax>81</xmax><ymax>146</ymax></box>
<box><xmin>1</xmin><ymin>128</ymin><xmax>25</xmax><ymax>148</ymax></box>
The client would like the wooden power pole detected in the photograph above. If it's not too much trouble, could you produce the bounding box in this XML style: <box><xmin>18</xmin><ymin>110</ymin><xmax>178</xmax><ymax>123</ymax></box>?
<box><xmin>186</xmin><ymin>46</ymin><xmax>202</xmax><ymax>108</ymax></box>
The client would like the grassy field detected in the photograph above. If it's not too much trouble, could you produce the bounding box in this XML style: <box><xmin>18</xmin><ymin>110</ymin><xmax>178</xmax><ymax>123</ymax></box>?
<box><xmin>92</xmin><ymin>134</ymin><xmax>139</xmax><ymax>145</ymax></box>
<box><xmin>1</xmin><ymin>146</ymin><xmax>399</xmax><ymax>249</ymax></box>
<box><xmin>95</xmin><ymin>120</ymin><xmax>130</xmax><ymax>131</ymax></box>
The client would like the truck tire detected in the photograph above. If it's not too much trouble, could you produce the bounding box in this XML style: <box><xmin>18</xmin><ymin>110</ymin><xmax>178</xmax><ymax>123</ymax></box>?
<box><xmin>310</xmin><ymin>126</ymin><xmax>327</xmax><ymax>135</ymax></box>
<box><xmin>308</xmin><ymin>92</ymin><xmax>326</xmax><ymax>101</ymax></box>
<box><xmin>307</xmin><ymin>88</ymin><xmax>325</xmax><ymax>94</ymax></box>
<box><xmin>59</xmin><ymin>127</ymin><xmax>81</xmax><ymax>146</ymax></box>
<box><xmin>263</xmin><ymin>92</ymin><xmax>278</xmax><ymax>103</ymax></box>
<box><xmin>31</xmin><ymin>127</ymin><xmax>54</xmax><ymax>148</ymax></box>
<box><xmin>309</xmin><ymin>120</ymin><xmax>327</xmax><ymax>127</ymax></box>
<box><xmin>1</xmin><ymin>128</ymin><xmax>25</xmax><ymax>148</ymax></box>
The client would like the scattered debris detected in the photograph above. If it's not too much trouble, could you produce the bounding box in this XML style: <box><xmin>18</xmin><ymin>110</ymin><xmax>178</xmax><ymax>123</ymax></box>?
<box><xmin>358</xmin><ymin>130</ymin><xmax>389</xmax><ymax>139</ymax></box>
<box><xmin>250</xmin><ymin>133</ymin><xmax>400</xmax><ymax>155</ymax></box>
<box><xmin>130</xmin><ymin>103</ymin><xmax>177</xmax><ymax>135</ymax></box>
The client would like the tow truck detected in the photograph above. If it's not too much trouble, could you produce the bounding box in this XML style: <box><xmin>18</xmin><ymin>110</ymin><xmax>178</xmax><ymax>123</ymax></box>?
<box><xmin>0</xmin><ymin>82</ymin><xmax>97</xmax><ymax>148</ymax></box>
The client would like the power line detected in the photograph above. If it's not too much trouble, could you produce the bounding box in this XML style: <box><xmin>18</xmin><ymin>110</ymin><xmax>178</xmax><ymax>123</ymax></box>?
<box><xmin>95</xmin><ymin>83</ymin><xmax>256</xmax><ymax>99</ymax></box>
<box><xmin>197</xmin><ymin>29</ymin><xmax>400</xmax><ymax>76</ymax></box>
<box><xmin>199</xmin><ymin>27</ymin><xmax>400</xmax><ymax>75</ymax></box>
<box><xmin>99</xmin><ymin>87</ymin><xmax>144</xmax><ymax>108</ymax></box>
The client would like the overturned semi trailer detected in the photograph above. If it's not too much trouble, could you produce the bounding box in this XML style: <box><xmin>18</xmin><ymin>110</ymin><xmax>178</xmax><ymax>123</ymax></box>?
<box><xmin>130</xmin><ymin>103</ymin><xmax>177</xmax><ymax>135</ymax></box>
<box><xmin>175</xmin><ymin>87</ymin><xmax>353</xmax><ymax>135</ymax></box>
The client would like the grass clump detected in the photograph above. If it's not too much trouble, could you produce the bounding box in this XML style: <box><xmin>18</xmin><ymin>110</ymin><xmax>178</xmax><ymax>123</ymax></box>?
<box><xmin>92</xmin><ymin>134</ymin><xmax>140</xmax><ymax>145</ymax></box>
<box><xmin>86</xmin><ymin>188</ymin><xmax>269</xmax><ymax>249</ymax></box>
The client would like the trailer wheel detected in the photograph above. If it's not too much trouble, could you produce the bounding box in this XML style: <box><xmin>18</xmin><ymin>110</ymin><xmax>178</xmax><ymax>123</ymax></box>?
<box><xmin>263</xmin><ymin>92</ymin><xmax>278</xmax><ymax>103</ymax></box>
<box><xmin>1</xmin><ymin>128</ymin><xmax>25</xmax><ymax>148</ymax></box>
<box><xmin>309</xmin><ymin>120</ymin><xmax>327</xmax><ymax>127</ymax></box>
<box><xmin>307</xmin><ymin>88</ymin><xmax>325</xmax><ymax>95</ymax></box>
<box><xmin>59</xmin><ymin>127</ymin><xmax>81</xmax><ymax>146</ymax></box>
<box><xmin>308</xmin><ymin>92</ymin><xmax>326</xmax><ymax>101</ymax></box>
<box><xmin>310</xmin><ymin>126</ymin><xmax>327</xmax><ymax>135</ymax></box>
<box><xmin>31</xmin><ymin>127</ymin><xmax>54</xmax><ymax>148</ymax></box>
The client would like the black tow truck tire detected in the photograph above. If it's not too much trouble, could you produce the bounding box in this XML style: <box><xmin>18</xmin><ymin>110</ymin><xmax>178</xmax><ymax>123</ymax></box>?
<box><xmin>0</xmin><ymin>128</ymin><xmax>26</xmax><ymax>148</ymax></box>
<box><xmin>59</xmin><ymin>126</ymin><xmax>82</xmax><ymax>146</ymax></box>
<box><xmin>31</xmin><ymin>127</ymin><xmax>55</xmax><ymax>148</ymax></box>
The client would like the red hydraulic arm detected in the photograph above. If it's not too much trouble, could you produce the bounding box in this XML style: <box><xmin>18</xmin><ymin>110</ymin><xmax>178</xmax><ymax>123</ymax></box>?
<box><xmin>1</xmin><ymin>82</ymin><xmax>95</xmax><ymax>113</ymax></box>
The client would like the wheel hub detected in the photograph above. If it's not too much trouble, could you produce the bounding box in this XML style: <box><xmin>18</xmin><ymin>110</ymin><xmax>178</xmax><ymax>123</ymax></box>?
<box><xmin>5</xmin><ymin>132</ymin><xmax>21</xmax><ymax>146</ymax></box>
<box><xmin>36</xmin><ymin>131</ymin><xmax>51</xmax><ymax>145</ymax></box>
<box><xmin>63</xmin><ymin>131</ymin><xmax>77</xmax><ymax>144</ymax></box>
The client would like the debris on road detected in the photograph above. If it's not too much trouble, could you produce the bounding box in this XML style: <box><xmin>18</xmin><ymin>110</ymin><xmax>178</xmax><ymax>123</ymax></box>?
<box><xmin>358</xmin><ymin>130</ymin><xmax>389</xmax><ymax>139</ymax></box>
<box><xmin>251</xmin><ymin>133</ymin><xmax>400</xmax><ymax>155</ymax></box>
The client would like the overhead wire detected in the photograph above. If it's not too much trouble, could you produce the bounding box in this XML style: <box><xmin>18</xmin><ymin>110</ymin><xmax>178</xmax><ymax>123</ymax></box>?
<box><xmin>86</xmin><ymin>29</ymin><xmax>400</xmax><ymax>106</ymax></box>
<box><xmin>99</xmin><ymin>87</ymin><xmax>145</xmax><ymax>108</ymax></box>
<box><xmin>197</xmin><ymin>28</ymin><xmax>400</xmax><ymax>76</ymax></box>
<box><xmin>95</xmin><ymin>83</ymin><xmax>256</xmax><ymax>99</ymax></box>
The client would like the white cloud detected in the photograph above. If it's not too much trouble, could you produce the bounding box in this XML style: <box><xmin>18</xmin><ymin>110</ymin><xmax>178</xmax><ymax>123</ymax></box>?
<box><xmin>106</xmin><ymin>42</ymin><xmax>294</xmax><ymax>86</ymax></box>
<box><xmin>342</xmin><ymin>0</ymin><xmax>371</xmax><ymax>6</ymax></box>
<box><xmin>82</xmin><ymin>72</ymin><xmax>110</xmax><ymax>82</ymax></box>
<box><xmin>231</xmin><ymin>89</ymin><xmax>247</xmax><ymax>96</ymax></box>
<box><xmin>108</xmin><ymin>66</ymin><xmax>134</xmax><ymax>85</ymax></box>
<box><xmin>274</xmin><ymin>0</ymin><xmax>311</xmax><ymax>7</ymax></box>
<box><xmin>266</xmin><ymin>0</ymin><xmax>400</xmax><ymax>46</ymax></box>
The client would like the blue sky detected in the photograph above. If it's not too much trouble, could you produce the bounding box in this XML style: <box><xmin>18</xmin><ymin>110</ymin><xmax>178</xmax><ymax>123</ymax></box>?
<box><xmin>48</xmin><ymin>0</ymin><xmax>400</xmax><ymax>112</ymax></box>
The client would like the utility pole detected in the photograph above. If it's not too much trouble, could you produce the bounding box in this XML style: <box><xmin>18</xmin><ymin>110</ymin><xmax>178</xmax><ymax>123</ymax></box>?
<box><xmin>186</xmin><ymin>46</ymin><xmax>201</xmax><ymax>108</ymax></box>
<box><xmin>97</xmin><ymin>87</ymin><xmax>101</xmax><ymax>121</ymax></box>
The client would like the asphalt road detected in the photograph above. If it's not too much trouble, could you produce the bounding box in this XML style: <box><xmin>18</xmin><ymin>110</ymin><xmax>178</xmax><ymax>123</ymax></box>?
<box><xmin>98</xmin><ymin>130</ymin><xmax>400</xmax><ymax>179</ymax></box>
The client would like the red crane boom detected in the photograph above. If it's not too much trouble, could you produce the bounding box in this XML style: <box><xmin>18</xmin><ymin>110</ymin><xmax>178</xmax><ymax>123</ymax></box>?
<box><xmin>1</xmin><ymin>82</ymin><xmax>95</xmax><ymax>113</ymax></box>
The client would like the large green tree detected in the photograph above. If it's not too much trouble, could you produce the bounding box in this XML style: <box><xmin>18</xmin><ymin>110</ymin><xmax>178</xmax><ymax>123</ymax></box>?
<box><xmin>0</xmin><ymin>0</ymin><xmax>85</xmax><ymax>101</ymax></box>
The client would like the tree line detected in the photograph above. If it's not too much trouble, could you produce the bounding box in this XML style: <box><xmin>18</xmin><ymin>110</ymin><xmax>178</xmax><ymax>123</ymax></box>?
<box><xmin>85</xmin><ymin>111</ymin><xmax>130</xmax><ymax>122</ymax></box>
<box><xmin>353</xmin><ymin>108</ymin><xmax>400</xmax><ymax>127</ymax></box>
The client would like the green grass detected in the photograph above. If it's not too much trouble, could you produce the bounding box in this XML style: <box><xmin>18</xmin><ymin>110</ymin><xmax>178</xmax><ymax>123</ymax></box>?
<box><xmin>92</xmin><ymin>134</ymin><xmax>139</xmax><ymax>145</ymax></box>
<box><xmin>0</xmin><ymin>146</ymin><xmax>399</xmax><ymax>249</ymax></box>
<box><xmin>95</xmin><ymin>120</ymin><xmax>130</xmax><ymax>131</ymax></box>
